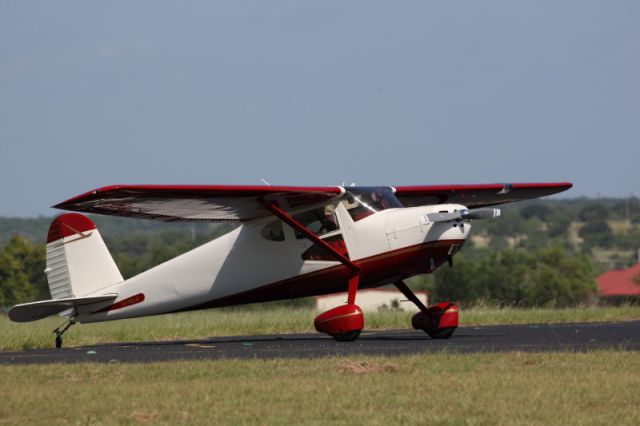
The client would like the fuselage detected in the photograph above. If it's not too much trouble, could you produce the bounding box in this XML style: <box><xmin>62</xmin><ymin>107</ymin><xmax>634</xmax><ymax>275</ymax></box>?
<box><xmin>79</xmin><ymin>202</ymin><xmax>470</xmax><ymax>323</ymax></box>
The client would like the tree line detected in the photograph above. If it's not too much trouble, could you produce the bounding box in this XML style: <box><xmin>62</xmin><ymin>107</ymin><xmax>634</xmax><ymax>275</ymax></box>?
<box><xmin>426</xmin><ymin>247</ymin><xmax>596</xmax><ymax>307</ymax></box>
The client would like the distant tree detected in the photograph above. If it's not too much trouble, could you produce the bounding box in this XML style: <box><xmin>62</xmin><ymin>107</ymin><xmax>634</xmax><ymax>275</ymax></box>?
<box><xmin>433</xmin><ymin>247</ymin><xmax>595</xmax><ymax>307</ymax></box>
<box><xmin>578</xmin><ymin>204</ymin><xmax>609</xmax><ymax>222</ymax></box>
<box><xmin>525</xmin><ymin>247</ymin><xmax>595</xmax><ymax>307</ymax></box>
<box><xmin>519</xmin><ymin>231</ymin><xmax>549</xmax><ymax>251</ymax></box>
<box><xmin>485</xmin><ymin>211</ymin><xmax>528</xmax><ymax>238</ymax></box>
<box><xmin>578</xmin><ymin>220</ymin><xmax>614</xmax><ymax>248</ymax></box>
<box><xmin>488</xmin><ymin>236</ymin><xmax>509</xmax><ymax>251</ymax></box>
<box><xmin>406</xmin><ymin>273</ymin><xmax>435</xmax><ymax>292</ymax></box>
<box><xmin>432</xmin><ymin>258</ymin><xmax>486</xmax><ymax>303</ymax></box>
<box><xmin>546</xmin><ymin>213</ymin><xmax>572</xmax><ymax>239</ymax></box>
<box><xmin>613</xmin><ymin>226</ymin><xmax>640</xmax><ymax>251</ymax></box>
<box><xmin>479</xmin><ymin>250</ymin><xmax>534</xmax><ymax>306</ymax></box>
<box><xmin>0</xmin><ymin>236</ymin><xmax>47</xmax><ymax>306</ymax></box>
<box><xmin>521</xmin><ymin>204</ymin><xmax>553</xmax><ymax>221</ymax></box>
<box><xmin>0</xmin><ymin>217</ymin><xmax>50</xmax><ymax>247</ymax></box>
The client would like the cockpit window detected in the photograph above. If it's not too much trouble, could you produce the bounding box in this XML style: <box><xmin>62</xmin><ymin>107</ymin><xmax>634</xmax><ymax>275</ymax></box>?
<box><xmin>342</xmin><ymin>187</ymin><xmax>403</xmax><ymax>221</ymax></box>
<box><xmin>293</xmin><ymin>205</ymin><xmax>339</xmax><ymax>239</ymax></box>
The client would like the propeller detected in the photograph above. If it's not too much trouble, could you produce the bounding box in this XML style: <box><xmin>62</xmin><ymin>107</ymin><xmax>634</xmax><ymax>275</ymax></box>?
<box><xmin>426</xmin><ymin>208</ymin><xmax>501</xmax><ymax>223</ymax></box>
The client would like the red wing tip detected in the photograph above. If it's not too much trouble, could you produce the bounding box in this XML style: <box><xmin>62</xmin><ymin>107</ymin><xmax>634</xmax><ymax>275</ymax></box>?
<box><xmin>513</xmin><ymin>181</ymin><xmax>573</xmax><ymax>187</ymax></box>
<box><xmin>510</xmin><ymin>182</ymin><xmax>573</xmax><ymax>191</ymax></box>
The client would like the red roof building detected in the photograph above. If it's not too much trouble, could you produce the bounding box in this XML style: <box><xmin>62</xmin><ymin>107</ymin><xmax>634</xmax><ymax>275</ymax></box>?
<box><xmin>596</xmin><ymin>263</ymin><xmax>640</xmax><ymax>297</ymax></box>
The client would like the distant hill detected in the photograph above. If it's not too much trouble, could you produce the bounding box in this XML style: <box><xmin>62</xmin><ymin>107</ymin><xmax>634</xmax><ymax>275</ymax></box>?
<box><xmin>0</xmin><ymin>215</ymin><xmax>228</xmax><ymax>247</ymax></box>
<box><xmin>2</xmin><ymin>197</ymin><xmax>639</xmax><ymax>269</ymax></box>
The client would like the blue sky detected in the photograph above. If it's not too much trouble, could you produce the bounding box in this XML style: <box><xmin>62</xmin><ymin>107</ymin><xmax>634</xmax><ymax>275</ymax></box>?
<box><xmin>1</xmin><ymin>1</ymin><xmax>639</xmax><ymax>216</ymax></box>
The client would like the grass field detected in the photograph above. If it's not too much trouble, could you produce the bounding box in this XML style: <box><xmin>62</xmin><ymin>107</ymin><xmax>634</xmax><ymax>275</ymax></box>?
<box><xmin>1</xmin><ymin>351</ymin><xmax>638</xmax><ymax>425</ymax></box>
<box><xmin>1</xmin><ymin>305</ymin><xmax>639</xmax><ymax>351</ymax></box>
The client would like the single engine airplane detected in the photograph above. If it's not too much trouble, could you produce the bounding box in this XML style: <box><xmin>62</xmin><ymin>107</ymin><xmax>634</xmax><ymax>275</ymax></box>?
<box><xmin>9</xmin><ymin>182</ymin><xmax>571</xmax><ymax>347</ymax></box>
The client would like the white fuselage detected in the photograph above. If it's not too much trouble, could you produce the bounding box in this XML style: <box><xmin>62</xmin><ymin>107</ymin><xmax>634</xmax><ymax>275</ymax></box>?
<box><xmin>79</xmin><ymin>203</ymin><xmax>470</xmax><ymax>323</ymax></box>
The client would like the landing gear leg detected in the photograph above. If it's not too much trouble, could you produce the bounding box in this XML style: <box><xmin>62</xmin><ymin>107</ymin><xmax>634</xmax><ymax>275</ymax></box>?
<box><xmin>260</xmin><ymin>201</ymin><xmax>363</xmax><ymax>341</ymax></box>
<box><xmin>314</xmin><ymin>274</ymin><xmax>364</xmax><ymax>342</ymax></box>
<box><xmin>52</xmin><ymin>320</ymin><xmax>75</xmax><ymax>349</ymax></box>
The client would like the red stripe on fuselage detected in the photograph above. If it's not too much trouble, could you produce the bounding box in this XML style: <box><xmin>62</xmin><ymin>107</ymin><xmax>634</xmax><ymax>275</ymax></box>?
<box><xmin>172</xmin><ymin>239</ymin><xmax>465</xmax><ymax>313</ymax></box>
<box><xmin>96</xmin><ymin>293</ymin><xmax>145</xmax><ymax>313</ymax></box>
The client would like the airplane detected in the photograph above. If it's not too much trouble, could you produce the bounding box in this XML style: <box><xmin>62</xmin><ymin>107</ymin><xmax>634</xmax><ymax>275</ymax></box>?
<box><xmin>9</xmin><ymin>182</ymin><xmax>572</xmax><ymax>348</ymax></box>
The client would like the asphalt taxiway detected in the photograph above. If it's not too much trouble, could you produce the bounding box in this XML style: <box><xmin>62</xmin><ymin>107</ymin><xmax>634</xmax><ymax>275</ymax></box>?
<box><xmin>1</xmin><ymin>320</ymin><xmax>638</xmax><ymax>364</ymax></box>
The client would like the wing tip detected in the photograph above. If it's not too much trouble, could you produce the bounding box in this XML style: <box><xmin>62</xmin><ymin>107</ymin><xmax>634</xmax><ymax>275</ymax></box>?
<box><xmin>512</xmin><ymin>181</ymin><xmax>573</xmax><ymax>193</ymax></box>
<box><xmin>52</xmin><ymin>185</ymin><xmax>125</xmax><ymax>210</ymax></box>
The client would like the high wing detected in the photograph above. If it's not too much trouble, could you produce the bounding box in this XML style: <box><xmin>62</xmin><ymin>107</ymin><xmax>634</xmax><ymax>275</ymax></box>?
<box><xmin>53</xmin><ymin>185</ymin><xmax>344</xmax><ymax>222</ymax></box>
<box><xmin>53</xmin><ymin>182</ymin><xmax>571</xmax><ymax>222</ymax></box>
<box><xmin>394</xmin><ymin>182</ymin><xmax>572</xmax><ymax>208</ymax></box>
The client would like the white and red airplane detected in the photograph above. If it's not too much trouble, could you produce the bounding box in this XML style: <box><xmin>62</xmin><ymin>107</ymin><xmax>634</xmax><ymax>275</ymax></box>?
<box><xmin>10</xmin><ymin>182</ymin><xmax>571</xmax><ymax>347</ymax></box>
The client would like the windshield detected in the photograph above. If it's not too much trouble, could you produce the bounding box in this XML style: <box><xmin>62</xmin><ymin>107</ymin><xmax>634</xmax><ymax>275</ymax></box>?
<box><xmin>342</xmin><ymin>187</ymin><xmax>403</xmax><ymax>221</ymax></box>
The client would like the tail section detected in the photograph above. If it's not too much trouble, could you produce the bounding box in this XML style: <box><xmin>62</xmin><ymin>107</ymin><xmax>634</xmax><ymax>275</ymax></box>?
<box><xmin>9</xmin><ymin>213</ymin><xmax>122</xmax><ymax>322</ymax></box>
<box><xmin>45</xmin><ymin>213</ymin><xmax>123</xmax><ymax>299</ymax></box>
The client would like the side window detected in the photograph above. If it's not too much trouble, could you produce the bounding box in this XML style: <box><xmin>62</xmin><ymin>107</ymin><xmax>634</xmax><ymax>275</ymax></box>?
<box><xmin>261</xmin><ymin>220</ymin><xmax>285</xmax><ymax>241</ymax></box>
<box><xmin>293</xmin><ymin>205</ymin><xmax>339</xmax><ymax>239</ymax></box>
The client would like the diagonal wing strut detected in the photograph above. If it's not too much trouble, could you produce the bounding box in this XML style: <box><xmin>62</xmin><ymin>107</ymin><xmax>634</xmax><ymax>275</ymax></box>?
<box><xmin>260</xmin><ymin>200</ymin><xmax>361</xmax><ymax>305</ymax></box>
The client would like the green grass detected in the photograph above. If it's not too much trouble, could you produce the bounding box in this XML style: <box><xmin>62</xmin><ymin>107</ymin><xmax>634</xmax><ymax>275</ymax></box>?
<box><xmin>1</xmin><ymin>305</ymin><xmax>639</xmax><ymax>351</ymax></box>
<box><xmin>1</xmin><ymin>351</ymin><xmax>638</xmax><ymax>425</ymax></box>
<box><xmin>459</xmin><ymin>305</ymin><xmax>640</xmax><ymax>326</ymax></box>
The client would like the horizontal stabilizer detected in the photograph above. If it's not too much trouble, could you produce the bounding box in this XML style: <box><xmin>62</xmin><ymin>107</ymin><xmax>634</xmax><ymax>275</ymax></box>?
<box><xmin>9</xmin><ymin>294</ymin><xmax>117</xmax><ymax>323</ymax></box>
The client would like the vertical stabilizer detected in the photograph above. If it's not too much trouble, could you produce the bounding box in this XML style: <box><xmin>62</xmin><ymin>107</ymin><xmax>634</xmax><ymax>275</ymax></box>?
<box><xmin>46</xmin><ymin>213</ymin><xmax>123</xmax><ymax>298</ymax></box>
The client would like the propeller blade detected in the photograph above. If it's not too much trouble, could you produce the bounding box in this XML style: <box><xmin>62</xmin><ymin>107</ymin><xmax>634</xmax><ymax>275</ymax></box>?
<box><xmin>465</xmin><ymin>208</ymin><xmax>501</xmax><ymax>220</ymax></box>
<box><xmin>426</xmin><ymin>211</ymin><xmax>464</xmax><ymax>222</ymax></box>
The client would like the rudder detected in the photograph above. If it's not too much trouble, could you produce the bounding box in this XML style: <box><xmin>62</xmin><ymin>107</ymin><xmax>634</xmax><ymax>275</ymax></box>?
<box><xmin>45</xmin><ymin>213</ymin><xmax>123</xmax><ymax>299</ymax></box>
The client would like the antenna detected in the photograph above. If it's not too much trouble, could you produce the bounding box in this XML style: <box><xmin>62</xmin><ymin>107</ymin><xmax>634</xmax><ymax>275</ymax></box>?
<box><xmin>260</xmin><ymin>178</ymin><xmax>271</xmax><ymax>186</ymax></box>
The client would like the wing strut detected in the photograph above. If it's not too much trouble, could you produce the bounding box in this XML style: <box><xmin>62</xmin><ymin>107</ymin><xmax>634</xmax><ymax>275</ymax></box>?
<box><xmin>260</xmin><ymin>201</ymin><xmax>361</xmax><ymax>303</ymax></box>
<box><xmin>260</xmin><ymin>201</ymin><xmax>359</xmax><ymax>272</ymax></box>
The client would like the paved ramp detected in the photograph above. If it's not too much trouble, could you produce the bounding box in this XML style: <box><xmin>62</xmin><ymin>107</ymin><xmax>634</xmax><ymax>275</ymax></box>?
<box><xmin>1</xmin><ymin>320</ymin><xmax>638</xmax><ymax>364</ymax></box>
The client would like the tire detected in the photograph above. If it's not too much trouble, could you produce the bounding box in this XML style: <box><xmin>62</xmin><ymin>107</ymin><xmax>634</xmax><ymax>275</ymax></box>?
<box><xmin>332</xmin><ymin>330</ymin><xmax>361</xmax><ymax>342</ymax></box>
<box><xmin>427</xmin><ymin>327</ymin><xmax>456</xmax><ymax>339</ymax></box>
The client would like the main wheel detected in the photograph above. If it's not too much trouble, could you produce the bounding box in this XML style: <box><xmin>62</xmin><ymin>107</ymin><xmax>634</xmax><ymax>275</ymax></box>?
<box><xmin>55</xmin><ymin>335</ymin><xmax>63</xmax><ymax>349</ymax></box>
<box><xmin>427</xmin><ymin>327</ymin><xmax>456</xmax><ymax>339</ymax></box>
<box><xmin>332</xmin><ymin>330</ymin><xmax>361</xmax><ymax>342</ymax></box>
